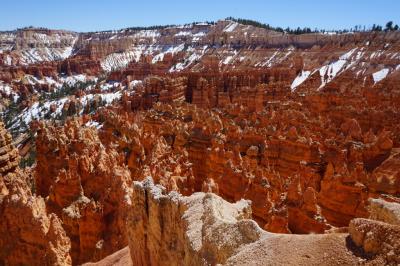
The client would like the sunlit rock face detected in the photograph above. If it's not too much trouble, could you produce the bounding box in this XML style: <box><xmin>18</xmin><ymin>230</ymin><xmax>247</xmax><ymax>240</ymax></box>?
<box><xmin>0</xmin><ymin>121</ymin><xmax>19</xmax><ymax>176</ymax></box>
<box><xmin>0</xmin><ymin>121</ymin><xmax>71</xmax><ymax>266</ymax></box>
<box><xmin>35</xmin><ymin>120</ymin><xmax>133</xmax><ymax>264</ymax></box>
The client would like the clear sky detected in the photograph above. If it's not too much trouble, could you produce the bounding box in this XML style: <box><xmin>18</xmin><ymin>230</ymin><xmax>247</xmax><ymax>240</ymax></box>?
<box><xmin>1</xmin><ymin>0</ymin><xmax>399</xmax><ymax>32</ymax></box>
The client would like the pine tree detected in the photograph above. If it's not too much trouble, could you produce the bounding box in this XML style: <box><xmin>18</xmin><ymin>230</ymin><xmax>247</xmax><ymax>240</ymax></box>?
<box><xmin>385</xmin><ymin>21</ymin><xmax>393</xmax><ymax>31</ymax></box>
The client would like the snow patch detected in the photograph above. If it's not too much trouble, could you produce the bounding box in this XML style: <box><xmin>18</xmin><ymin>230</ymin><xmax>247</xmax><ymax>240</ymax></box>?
<box><xmin>60</xmin><ymin>74</ymin><xmax>88</xmax><ymax>86</ymax></box>
<box><xmin>372</xmin><ymin>68</ymin><xmax>389</xmax><ymax>84</ymax></box>
<box><xmin>169</xmin><ymin>46</ymin><xmax>208</xmax><ymax>72</ymax></box>
<box><xmin>13</xmin><ymin>90</ymin><xmax>122</xmax><ymax>128</ymax></box>
<box><xmin>0</xmin><ymin>82</ymin><xmax>19</xmax><ymax>101</ymax></box>
<box><xmin>85</xmin><ymin>120</ymin><xmax>101</xmax><ymax>129</ymax></box>
<box><xmin>5</xmin><ymin>55</ymin><xmax>12</xmax><ymax>65</ymax></box>
<box><xmin>99</xmin><ymin>91</ymin><xmax>122</xmax><ymax>105</ymax></box>
<box><xmin>152</xmin><ymin>44</ymin><xmax>185</xmax><ymax>64</ymax></box>
<box><xmin>291</xmin><ymin>71</ymin><xmax>311</xmax><ymax>91</ymax></box>
<box><xmin>129</xmin><ymin>80</ymin><xmax>142</xmax><ymax>87</ymax></box>
<box><xmin>133</xmin><ymin>30</ymin><xmax>160</xmax><ymax>38</ymax></box>
<box><xmin>223</xmin><ymin>22</ymin><xmax>239</xmax><ymax>32</ymax></box>
<box><xmin>101</xmin><ymin>50</ymin><xmax>139</xmax><ymax>71</ymax></box>
<box><xmin>318</xmin><ymin>48</ymin><xmax>359</xmax><ymax>89</ymax></box>
<box><xmin>175</xmin><ymin>31</ymin><xmax>192</xmax><ymax>37</ymax></box>
<box><xmin>101</xmin><ymin>45</ymin><xmax>148</xmax><ymax>71</ymax></box>
<box><xmin>192</xmin><ymin>32</ymin><xmax>206</xmax><ymax>42</ymax></box>
<box><xmin>220</xmin><ymin>50</ymin><xmax>238</xmax><ymax>65</ymax></box>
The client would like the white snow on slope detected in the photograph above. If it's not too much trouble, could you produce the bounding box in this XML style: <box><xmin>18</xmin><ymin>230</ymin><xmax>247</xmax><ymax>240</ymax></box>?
<box><xmin>15</xmin><ymin>98</ymin><xmax>69</xmax><ymax>127</ymax></box>
<box><xmin>85</xmin><ymin>120</ymin><xmax>101</xmax><ymax>129</ymax></box>
<box><xmin>2</xmin><ymin>32</ymin><xmax>77</xmax><ymax>65</ymax></box>
<box><xmin>222</xmin><ymin>55</ymin><xmax>234</xmax><ymax>65</ymax></box>
<box><xmin>319</xmin><ymin>48</ymin><xmax>358</xmax><ymax>89</ymax></box>
<box><xmin>129</xmin><ymin>80</ymin><xmax>142</xmax><ymax>87</ymax></box>
<box><xmin>32</xmin><ymin>32</ymin><xmax>75</xmax><ymax>45</ymax></box>
<box><xmin>286</xmin><ymin>47</ymin><xmax>369</xmax><ymax>91</ymax></box>
<box><xmin>133</xmin><ymin>30</ymin><xmax>160</xmax><ymax>38</ymax></box>
<box><xmin>4</xmin><ymin>55</ymin><xmax>12</xmax><ymax>65</ymax></box>
<box><xmin>220</xmin><ymin>50</ymin><xmax>238</xmax><ymax>65</ymax></box>
<box><xmin>254</xmin><ymin>51</ymin><xmax>279</xmax><ymax>67</ymax></box>
<box><xmin>291</xmin><ymin>71</ymin><xmax>311</xmax><ymax>91</ymax></box>
<box><xmin>101</xmin><ymin>50</ymin><xmax>141</xmax><ymax>72</ymax></box>
<box><xmin>192</xmin><ymin>32</ymin><xmax>206</xmax><ymax>42</ymax></box>
<box><xmin>0</xmin><ymin>82</ymin><xmax>12</xmax><ymax>95</ymax></box>
<box><xmin>98</xmin><ymin>81</ymin><xmax>121</xmax><ymax>91</ymax></box>
<box><xmin>0</xmin><ymin>44</ymin><xmax>13</xmax><ymax>54</ymax></box>
<box><xmin>169</xmin><ymin>46</ymin><xmax>208</xmax><ymax>72</ymax></box>
<box><xmin>173</xmin><ymin>30</ymin><xmax>207</xmax><ymax>41</ymax></box>
<box><xmin>175</xmin><ymin>31</ymin><xmax>192</xmax><ymax>37</ymax></box>
<box><xmin>99</xmin><ymin>91</ymin><xmax>122</xmax><ymax>104</ymax></box>
<box><xmin>13</xmin><ymin>91</ymin><xmax>122</xmax><ymax>127</ymax></box>
<box><xmin>319</xmin><ymin>60</ymin><xmax>347</xmax><ymax>87</ymax></box>
<box><xmin>0</xmin><ymin>32</ymin><xmax>16</xmax><ymax>42</ymax></box>
<box><xmin>223</xmin><ymin>22</ymin><xmax>239</xmax><ymax>32</ymax></box>
<box><xmin>22</xmin><ymin>74</ymin><xmax>89</xmax><ymax>88</ymax></box>
<box><xmin>17</xmin><ymin>37</ymin><xmax>77</xmax><ymax>65</ymax></box>
<box><xmin>372</xmin><ymin>68</ymin><xmax>389</xmax><ymax>84</ymax></box>
<box><xmin>18</xmin><ymin>46</ymin><xmax>74</xmax><ymax>65</ymax></box>
<box><xmin>101</xmin><ymin>45</ymin><xmax>148</xmax><ymax>71</ymax></box>
<box><xmin>60</xmin><ymin>74</ymin><xmax>89</xmax><ymax>86</ymax></box>
<box><xmin>0</xmin><ymin>82</ymin><xmax>19</xmax><ymax>101</ymax></box>
<box><xmin>152</xmin><ymin>44</ymin><xmax>185</xmax><ymax>63</ymax></box>
<box><xmin>323</xmin><ymin>31</ymin><xmax>337</xmax><ymax>35</ymax></box>
<box><xmin>263</xmin><ymin>51</ymin><xmax>279</xmax><ymax>67</ymax></box>
<box><xmin>78</xmin><ymin>91</ymin><xmax>122</xmax><ymax>113</ymax></box>
<box><xmin>339</xmin><ymin>48</ymin><xmax>358</xmax><ymax>60</ymax></box>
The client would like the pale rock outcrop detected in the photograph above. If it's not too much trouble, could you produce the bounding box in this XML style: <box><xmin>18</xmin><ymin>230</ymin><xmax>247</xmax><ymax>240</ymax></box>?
<box><xmin>126</xmin><ymin>178</ymin><xmax>365</xmax><ymax>266</ymax></box>
<box><xmin>368</xmin><ymin>198</ymin><xmax>400</xmax><ymax>225</ymax></box>
<box><xmin>349</xmin><ymin>199</ymin><xmax>400</xmax><ymax>265</ymax></box>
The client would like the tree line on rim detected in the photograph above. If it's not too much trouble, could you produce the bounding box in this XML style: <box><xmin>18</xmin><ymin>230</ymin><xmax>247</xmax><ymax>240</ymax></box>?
<box><xmin>9</xmin><ymin>18</ymin><xmax>400</xmax><ymax>35</ymax></box>
<box><xmin>226</xmin><ymin>17</ymin><xmax>400</xmax><ymax>34</ymax></box>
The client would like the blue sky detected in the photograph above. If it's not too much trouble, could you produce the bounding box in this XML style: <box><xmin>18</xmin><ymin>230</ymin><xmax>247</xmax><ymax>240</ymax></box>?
<box><xmin>1</xmin><ymin>0</ymin><xmax>399</xmax><ymax>32</ymax></box>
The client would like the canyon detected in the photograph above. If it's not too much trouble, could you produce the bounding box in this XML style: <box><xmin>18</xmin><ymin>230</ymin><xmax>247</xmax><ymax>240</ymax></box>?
<box><xmin>0</xmin><ymin>19</ymin><xmax>400</xmax><ymax>265</ymax></box>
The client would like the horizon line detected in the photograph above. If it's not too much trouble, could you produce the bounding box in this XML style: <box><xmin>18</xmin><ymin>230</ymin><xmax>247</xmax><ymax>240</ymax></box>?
<box><xmin>1</xmin><ymin>17</ymin><xmax>398</xmax><ymax>33</ymax></box>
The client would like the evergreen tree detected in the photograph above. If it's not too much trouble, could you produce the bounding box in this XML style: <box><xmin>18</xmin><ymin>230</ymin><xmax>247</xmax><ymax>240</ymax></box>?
<box><xmin>372</xmin><ymin>24</ymin><xmax>383</xmax><ymax>31</ymax></box>
<box><xmin>385</xmin><ymin>21</ymin><xmax>394</xmax><ymax>31</ymax></box>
